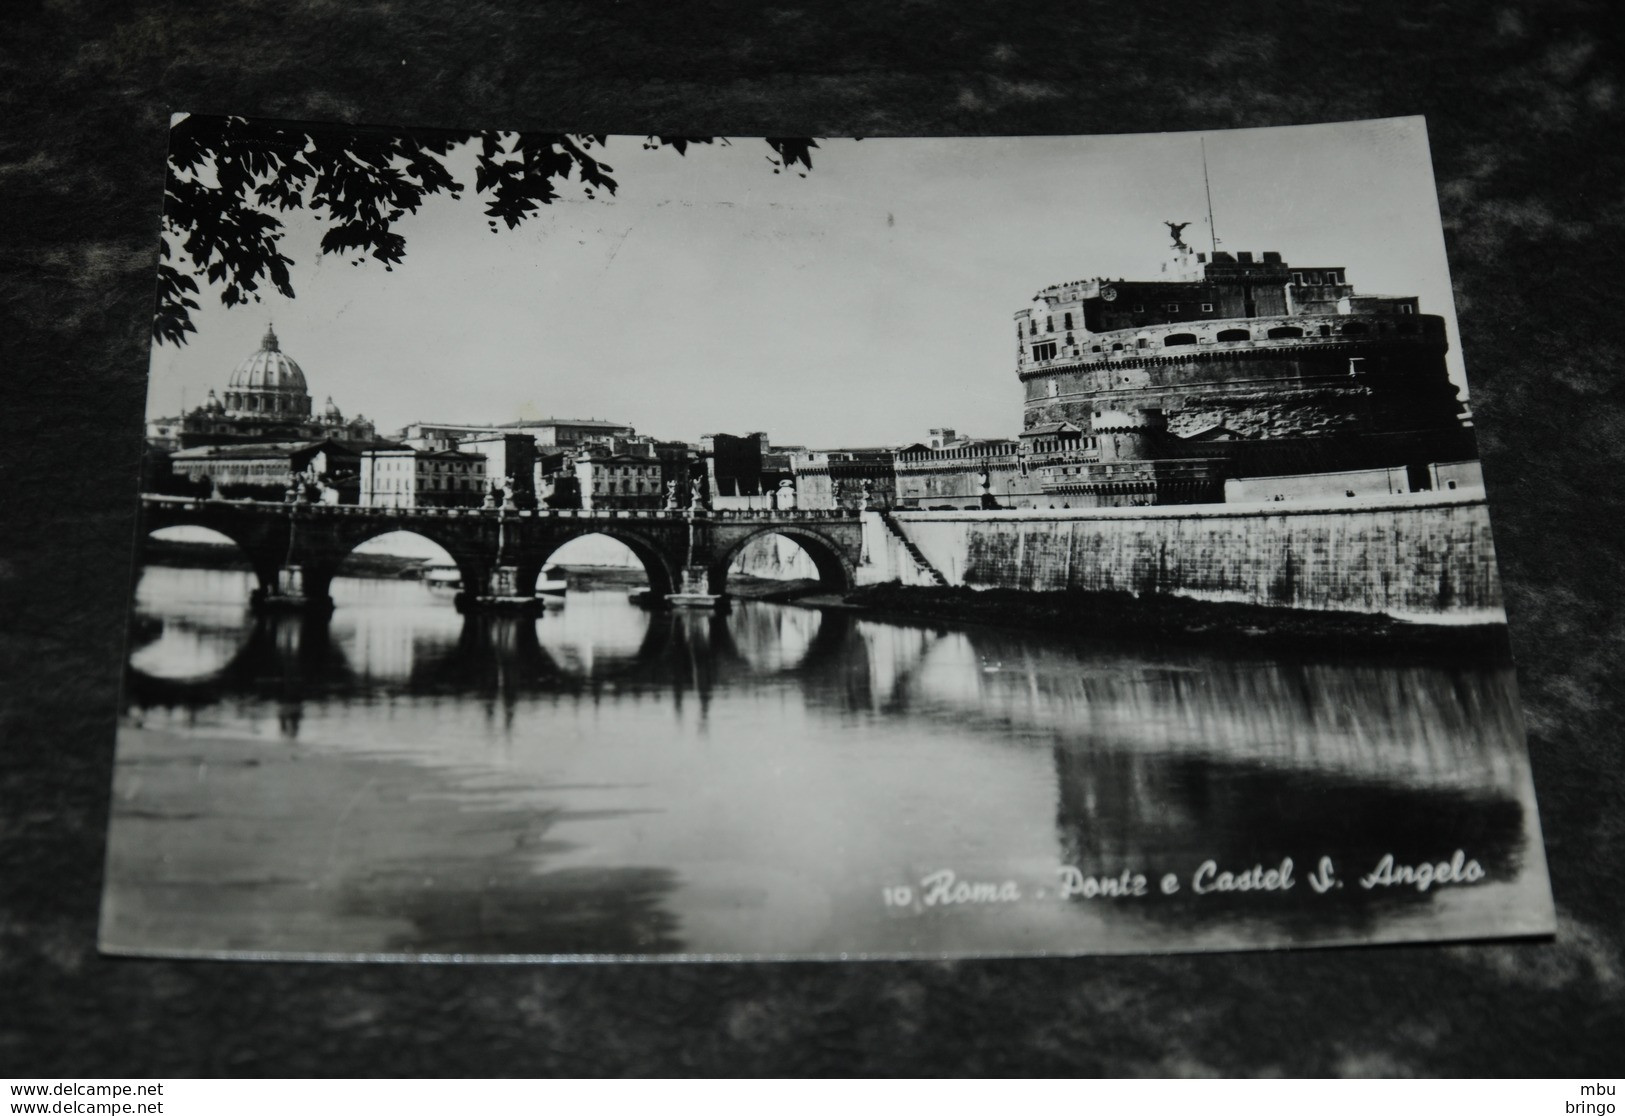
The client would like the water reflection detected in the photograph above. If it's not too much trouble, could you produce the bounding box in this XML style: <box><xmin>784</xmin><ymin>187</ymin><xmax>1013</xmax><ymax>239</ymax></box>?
<box><xmin>107</xmin><ymin>566</ymin><xmax>1550</xmax><ymax>957</ymax></box>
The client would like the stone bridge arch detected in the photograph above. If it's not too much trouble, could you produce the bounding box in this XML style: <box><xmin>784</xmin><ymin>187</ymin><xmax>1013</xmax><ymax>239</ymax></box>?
<box><xmin>290</xmin><ymin>518</ymin><xmax>493</xmax><ymax>606</ymax></box>
<box><xmin>519</xmin><ymin>524</ymin><xmax>681</xmax><ymax>598</ymax></box>
<box><xmin>705</xmin><ymin>524</ymin><xmax>858</xmax><ymax>596</ymax></box>
<box><xmin>136</xmin><ymin>501</ymin><xmax>290</xmax><ymax>597</ymax></box>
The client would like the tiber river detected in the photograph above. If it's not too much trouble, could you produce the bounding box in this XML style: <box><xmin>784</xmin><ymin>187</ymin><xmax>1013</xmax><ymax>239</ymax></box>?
<box><xmin>100</xmin><ymin>539</ymin><xmax>1554</xmax><ymax>960</ymax></box>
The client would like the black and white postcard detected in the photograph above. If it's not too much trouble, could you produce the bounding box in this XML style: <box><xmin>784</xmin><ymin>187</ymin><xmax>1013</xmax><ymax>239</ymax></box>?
<box><xmin>101</xmin><ymin>114</ymin><xmax>1556</xmax><ymax>960</ymax></box>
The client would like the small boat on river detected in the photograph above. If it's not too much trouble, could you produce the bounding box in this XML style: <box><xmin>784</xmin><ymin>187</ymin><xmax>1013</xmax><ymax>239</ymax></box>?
<box><xmin>536</xmin><ymin>565</ymin><xmax>569</xmax><ymax>597</ymax></box>
<box><xmin>421</xmin><ymin>562</ymin><xmax>462</xmax><ymax>595</ymax></box>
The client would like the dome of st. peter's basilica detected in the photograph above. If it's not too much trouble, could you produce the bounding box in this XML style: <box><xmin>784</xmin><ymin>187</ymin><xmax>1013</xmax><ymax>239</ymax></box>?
<box><xmin>223</xmin><ymin>325</ymin><xmax>311</xmax><ymax>417</ymax></box>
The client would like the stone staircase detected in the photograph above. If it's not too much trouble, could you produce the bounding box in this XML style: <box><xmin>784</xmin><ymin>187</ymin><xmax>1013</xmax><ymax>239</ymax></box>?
<box><xmin>878</xmin><ymin>511</ymin><xmax>949</xmax><ymax>586</ymax></box>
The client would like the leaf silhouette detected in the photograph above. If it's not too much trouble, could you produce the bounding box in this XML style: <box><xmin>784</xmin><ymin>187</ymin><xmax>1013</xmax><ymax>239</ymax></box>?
<box><xmin>156</xmin><ymin>116</ymin><xmax>818</xmax><ymax>345</ymax></box>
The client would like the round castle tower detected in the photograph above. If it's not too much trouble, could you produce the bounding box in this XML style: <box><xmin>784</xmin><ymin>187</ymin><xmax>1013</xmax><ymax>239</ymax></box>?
<box><xmin>1012</xmin><ymin>237</ymin><xmax>1474</xmax><ymax>506</ymax></box>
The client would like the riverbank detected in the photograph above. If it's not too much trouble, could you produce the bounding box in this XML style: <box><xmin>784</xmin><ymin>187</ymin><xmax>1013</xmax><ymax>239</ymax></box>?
<box><xmin>813</xmin><ymin>583</ymin><xmax>1515</xmax><ymax>663</ymax></box>
<box><xmin>141</xmin><ymin>540</ymin><xmax>255</xmax><ymax>571</ymax></box>
<box><xmin>555</xmin><ymin>564</ymin><xmax>645</xmax><ymax>590</ymax></box>
<box><xmin>725</xmin><ymin>575</ymin><xmax>823</xmax><ymax>601</ymax></box>
<box><xmin>557</xmin><ymin>567</ymin><xmax>820</xmax><ymax>600</ymax></box>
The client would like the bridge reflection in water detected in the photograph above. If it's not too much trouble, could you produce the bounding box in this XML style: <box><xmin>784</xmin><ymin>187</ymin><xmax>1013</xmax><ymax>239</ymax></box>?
<box><xmin>105</xmin><ymin>566</ymin><xmax>1548</xmax><ymax>958</ymax></box>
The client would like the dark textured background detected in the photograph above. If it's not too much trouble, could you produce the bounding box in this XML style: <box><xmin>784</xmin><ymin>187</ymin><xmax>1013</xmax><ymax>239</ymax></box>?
<box><xmin>3</xmin><ymin>0</ymin><xmax>1622</xmax><ymax>1077</ymax></box>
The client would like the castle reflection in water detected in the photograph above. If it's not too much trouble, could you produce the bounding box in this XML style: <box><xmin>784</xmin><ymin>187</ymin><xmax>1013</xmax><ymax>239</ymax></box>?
<box><xmin>113</xmin><ymin>568</ymin><xmax>1546</xmax><ymax>957</ymax></box>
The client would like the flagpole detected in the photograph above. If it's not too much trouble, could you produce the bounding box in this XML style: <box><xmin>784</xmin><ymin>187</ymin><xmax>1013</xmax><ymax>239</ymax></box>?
<box><xmin>1201</xmin><ymin>137</ymin><xmax>1219</xmax><ymax>254</ymax></box>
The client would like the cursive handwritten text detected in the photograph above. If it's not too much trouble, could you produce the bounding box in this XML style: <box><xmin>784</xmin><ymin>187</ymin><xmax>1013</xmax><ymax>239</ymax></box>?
<box><xmin>1192</xmin><ymin>858</ymin><xmax>1295</xmax><ymax>895</ymax></box>
<box><xmin>1359</xmin><ymin>850</ymin><xmax>1484</xmax><ymax>892</ymax></box>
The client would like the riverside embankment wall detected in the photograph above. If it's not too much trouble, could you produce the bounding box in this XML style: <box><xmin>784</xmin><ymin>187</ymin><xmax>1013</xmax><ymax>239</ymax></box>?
<box><xmin>859</xmin><ymin>493</ymin><xmax>1506</xmax><ymax>622</ymax></box>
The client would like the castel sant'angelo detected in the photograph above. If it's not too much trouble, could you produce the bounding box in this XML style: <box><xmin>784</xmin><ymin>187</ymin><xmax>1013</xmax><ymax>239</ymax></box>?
<box><xmin>1011</xmin><ymin>227</ymin><xmax>1475</xmax><ymax>506</ymax></box>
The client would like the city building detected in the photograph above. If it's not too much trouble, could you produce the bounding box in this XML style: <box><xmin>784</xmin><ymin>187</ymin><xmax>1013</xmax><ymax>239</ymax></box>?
<box><xmin>168</xmin><ymin>438</ymin><xmax>401</xmax><ymax>503</ymax></box>
<box><xmin>359</xmin><ymin>446</ymin><xmax>487</xmax><ymax>508</ymax></box>
<box><xmin>790</xmin><ymin>448</ymin><xmax>900</xmax><ymax>511</ymax></box>
<box><xmin>649</xmin><ymin>440</ymin><xmax>701</xmax><ymax>496</ymax></box>
<box><xmin>456</xmin><ymin>432</ymin><xmax>538</xmax><ymax>507</ymax></box>
<box><xmin>575</xmin><ymin>452</ymin><xmax>665</xmax><ymax>510</ymax></box>
<box><xmin>394</xmin><ymin>418</ymin><xmax>635</xmax><ymax>453</ymax></box>
<box><xmin>524</xmin><ymin>437</ymin><xmax>697</xmax><ymax>510</ymax></box>
<box><xmin>533</xmin><ymin>450</ymin><xmax>580</xmax><ymax>508</ymax></box>
<box><xmin>525</xmin><ymin>418</ymin><xmax>638</xmax><ymax>448</ymax></box>
<box><xmin>145</xmin><ymin>327</ymin><xmax>376</xmax><ymax>449</ymax></box>
<box><xmin>702</xmin><ymin>432</ymin><xmax>797</xmax><ymax>510</ymax></box>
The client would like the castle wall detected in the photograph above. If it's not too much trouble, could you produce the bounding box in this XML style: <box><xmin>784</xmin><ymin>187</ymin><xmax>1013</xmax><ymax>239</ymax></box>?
<box><xmin>1028</xmin><ymin>352</ymin><xmax>1456</xmax><ymax>432</ymax></box>
<box><xmin>1020</xmin><ymin>322</ymin><xmax>1460</xmax><ymax>441</ymax></box>
<box><xmin>894</xmin><ymin>442</ymin><xmax>1037</xmax><ymax>508</ymax></box>
<box><xmin>1223</xmin><ymin>466</ymin><xmax>1413</xmax><ymax>503</ymax></box>
<box><xmin>858</xmin><ymin>493</ymin><xmax>1505</xmax><ymax>621</ymax></box>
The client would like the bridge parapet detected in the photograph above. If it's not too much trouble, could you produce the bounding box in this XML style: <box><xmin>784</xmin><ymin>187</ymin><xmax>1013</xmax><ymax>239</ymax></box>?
<box><xmin>139</xmin><ymin>496</ymin><xmax>859</xmax><ymax>524</ymax></box>
<box><xmin>706</xmin><ymin>508</ymin><xmax>860</xmax><ymax>522</ymax></box>
<box><xmin>140</xmin><ymin>496</ymin><xmax>690</xmax><ymax>519</ymax></box>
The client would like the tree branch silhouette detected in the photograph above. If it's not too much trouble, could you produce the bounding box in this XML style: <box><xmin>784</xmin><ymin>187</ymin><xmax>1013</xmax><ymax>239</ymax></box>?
<box><xmin>155</xmin><ymin>115</ymin><xmax>816</xmax><ymax>346</ymax></box>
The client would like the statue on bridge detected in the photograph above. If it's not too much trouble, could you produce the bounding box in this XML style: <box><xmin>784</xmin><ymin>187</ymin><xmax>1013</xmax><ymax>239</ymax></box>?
<box><xmin>859</xmin><ymin>478</ymin><xmax>873</xmax><ymax>511</ymax></box>
<box><xmin>664</xmin><ymin>480</ymin><xmax>679</xmax><ymax>510</ymax></box>
<box><xmin>774</xmin><ymin>479</ymin><xmax>797</xmax><ymax>512</ymax></box>
<box><xmin>285</xmin><ymin>466</ymin><xmax>319</xmax><ymax>504</ymax></box>
<box><xmin>689</xmin><ymin>475</ymin><xmax>708</xmax><ymax>511</ymax></box>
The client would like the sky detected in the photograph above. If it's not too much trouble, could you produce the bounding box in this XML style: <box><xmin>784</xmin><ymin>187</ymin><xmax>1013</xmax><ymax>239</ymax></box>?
<box><xmin>147</xmin><ymin>116</ymin><xmax>1467</xmax><ymax>449</ymax></box>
